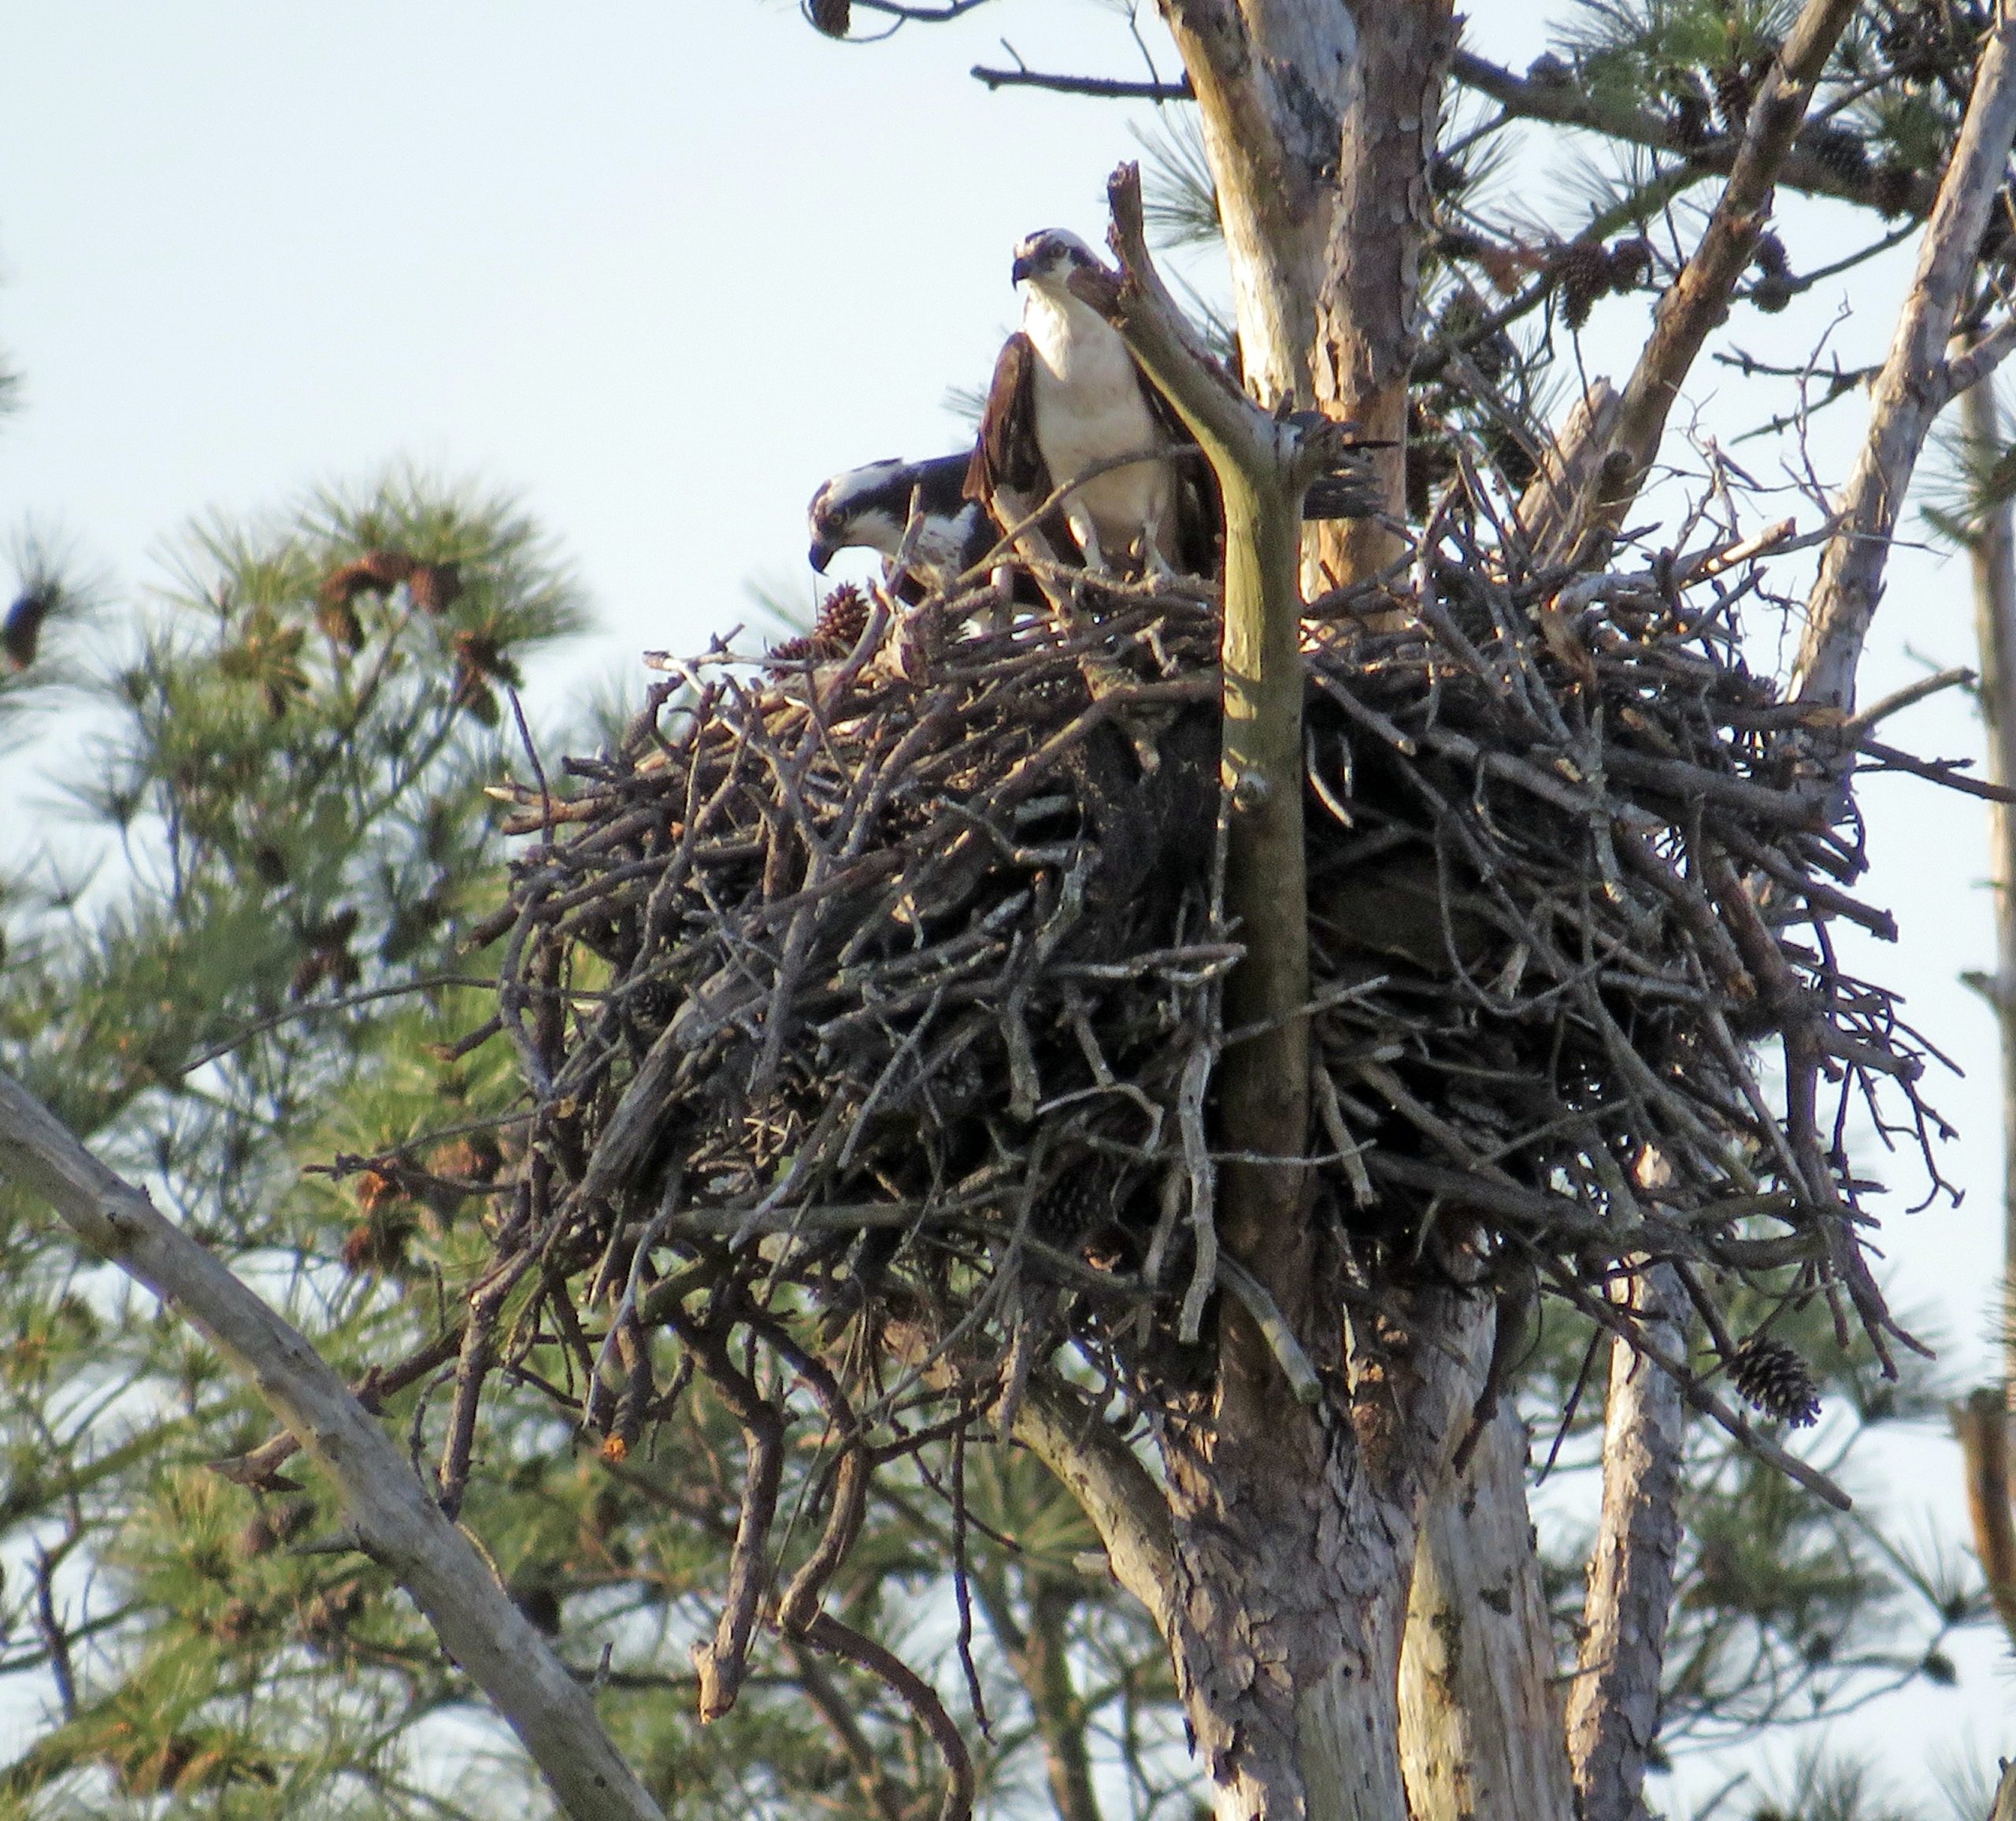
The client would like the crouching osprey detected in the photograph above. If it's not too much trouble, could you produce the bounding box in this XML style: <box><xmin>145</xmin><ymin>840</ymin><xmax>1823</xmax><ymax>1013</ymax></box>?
<box><xmin>967</xmin><ymin>228</ymin><xmax>1214</xmax><ymax>578</ymax></box>
<box><xmin>806</xmin><ymin>454</ymin><xmax>997</xmax><ymax>602</ymax></box>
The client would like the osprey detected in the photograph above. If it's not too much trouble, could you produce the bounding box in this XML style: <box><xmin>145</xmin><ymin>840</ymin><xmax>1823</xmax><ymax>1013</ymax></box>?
<box><xmin>807</xmin><ymin>453</ymin><xmax>997</xmax><ymax>601</ymax></box>
<box><xmin>966</xmin><ymin>229</ymin><xmax>1384</xmax><ymax>579</ymax></box>
<box><xmin>967</xmin><ymin>228</ymin><xmax>1213</xmax><ymax>577</ymax></box>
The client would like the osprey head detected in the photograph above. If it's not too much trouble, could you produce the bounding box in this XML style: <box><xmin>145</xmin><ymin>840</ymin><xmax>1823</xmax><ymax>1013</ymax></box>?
<box><xmin>806</xmin><ymin>458</ymin><xmax>909</xmax><ymax>572</ymax></box>
<box><xmin>1010</xmin><ymin>228</ymin><xmax>1102</xmax><ymax>291</ymax></box>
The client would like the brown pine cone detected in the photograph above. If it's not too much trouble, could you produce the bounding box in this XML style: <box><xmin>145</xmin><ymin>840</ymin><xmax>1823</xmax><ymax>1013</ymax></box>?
<box><xmin>1710</xmin><ymin>59</ymin><xmax>1761</xmax><ymax>132</ymax></box>
<box><xmin>1553</xmin><ymin>242</ymin><xmax>1613</xmax><ymax>330</ymax></box>
<box><xmin>1728</xmin><ymin>1333</ymin><xmax>1821</xmax><ymax>1427</ymax></box>
<box><xmin>810</xmin><ymin>0</ymin><xmax>850</xmax><ymax>37</ymax></box>
<box><xmin>815</xmin><ymin>580</ymin><xmax>870</xmax><ymax>650</ymax></box>
<box><xmin>1802</xmin><ymin>123</ymin><xmax>1870</xmax><ymax>184</ymax></box>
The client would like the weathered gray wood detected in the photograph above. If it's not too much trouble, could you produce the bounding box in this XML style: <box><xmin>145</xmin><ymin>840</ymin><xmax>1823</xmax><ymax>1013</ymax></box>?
<box><xmin>1399</xmin><ymin>1407</ymin><xmax>1576</xmax><ymax>1821</ymax></box>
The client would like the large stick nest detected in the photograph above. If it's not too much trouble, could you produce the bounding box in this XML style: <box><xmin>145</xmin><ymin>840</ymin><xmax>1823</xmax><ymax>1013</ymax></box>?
<box><xmin>489</xmin><ymin>530</ymin><xmax>1942</xmax><ymax>1470</ymax></box>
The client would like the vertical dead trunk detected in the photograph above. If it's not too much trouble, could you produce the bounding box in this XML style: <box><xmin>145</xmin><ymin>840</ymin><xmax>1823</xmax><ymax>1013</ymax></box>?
<box><xmin>1956</xmin><ymin>378</ymin><xmax>2016</xmax><ymax>1646</ymax></box>
<box><xmin>1967</xmin><ymin>378</ymin><xmax>2016</xmax><ymax>1411</ymax></box>
<box><xmin>1398</xmin><ymin>1406</ymin><xmax>1575</xmax><ymax>1821</ymax></box>
<box><xmin>1566</xmin><ymin>1263</ymin><xmax>1689</xmax><ymax>1821</ymax></box>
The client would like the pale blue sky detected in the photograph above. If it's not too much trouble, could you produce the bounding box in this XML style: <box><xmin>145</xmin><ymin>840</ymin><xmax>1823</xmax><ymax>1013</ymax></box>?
<box><xmin>0</xmin><ymin>2</ymin><xmax>2007</xmax><ymax>1803</ymax></box>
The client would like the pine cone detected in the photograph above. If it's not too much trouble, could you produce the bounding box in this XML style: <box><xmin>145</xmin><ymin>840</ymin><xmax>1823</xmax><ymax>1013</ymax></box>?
<box><xmin>316</xmin><ymin>594</ymin><xmax>365</xmax><ymax>652</ymax></box>
<box><xmin>321</xmin><ymin>550</ymin><xmax>417</xmax><ymax>606</ymax></box>
<box><xmin>1032</xmin><ymin>1164</ymin><xmax>1113</xmax><ymax>1242</ymax></box>
<box><xmin>1752</xmin><ymin>232</ymin><xmax>1789</xmax><ymax>278</ymax></box>
<box><xmin>1669</xmin><ymin>91</ymin><xmax>1714</xmax><ymax>149</ymax></box>
<box><xmin>1710</xmin><ymin>60</ymin><xmax>1760</xmax><ymax>132</ymax></box>
<box><xmin>1802</xmin><ymin>123</ymin><xmax>1870</xmax><ymax>184</ymax></box>
<box><xmin>815</xmin><ymin>580</ymin><xmax>870</xmax><ymax>650</ymax></box>
<box><xmin>1728</xmin><ymin>1334</ymin><xmax>1821</xmax><ymax>1427</ymax></box>
<box><xmin>1605</xmin><ymin>236</ymin><xmax>1653</xmax><ymax>289</ymax></box>
<box><xmin>3</xmin><ymin>587</ymin><xmax>56</xmax><ymax>670</ymax></box>
<box><xmin>1553</xmin><ymin>241</ymin><xmax>1612</xmax><ymax>331</ymax></box>
<box><xmin>406</xmin><ymin>560</ymin><xmax>463</xmax><ymax>614</ymax></box>
<box><xmin>626</xmin><ymin>975</ymin><xmax>681</xmax><ymax>1031</ymax></box>
<box><xmin>1871</xmin><ymin>163</ymin><xmax>1918</xmax><ymax>218</ymax></box>
<box><xmin>1526</xmin><ymin>52</ymin><xmax>1571</xmax><ymax>87</ymax></box>
<box><xmin>810</xmin><ymin>0</ymin><xmax>850</xmax><ymax>36</ymax></box>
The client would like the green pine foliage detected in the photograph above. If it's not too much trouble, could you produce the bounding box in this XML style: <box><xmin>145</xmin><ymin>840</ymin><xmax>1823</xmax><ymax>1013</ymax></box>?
<box><xmin>0</xmin><ymin>473</ymin><xmax>587</xmax><ymax>1816</ymax></box>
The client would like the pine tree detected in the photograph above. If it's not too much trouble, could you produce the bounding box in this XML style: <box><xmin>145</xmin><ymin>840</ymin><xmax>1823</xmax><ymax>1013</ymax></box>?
<box><xmin>5</xmin><ymin>5</ymin><xmax>2016</xmax><ymax>1820</ymax></box>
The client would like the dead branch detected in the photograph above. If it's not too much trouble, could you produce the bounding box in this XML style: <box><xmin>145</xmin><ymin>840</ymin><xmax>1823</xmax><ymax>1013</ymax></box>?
<box><xmin>1566</xmin><ymin>1259</ymin><xmax>1689</xmax><ymax>1821</ymax></box>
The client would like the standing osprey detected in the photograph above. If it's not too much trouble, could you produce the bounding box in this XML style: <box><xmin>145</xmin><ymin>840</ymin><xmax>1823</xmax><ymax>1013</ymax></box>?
<box><xmin>807</xmin><ymin>454</ymin><xmax>997</xmax><ymax>600</ymax></box>
<box><xmin>966</xmin><ymin>228</ymin><xmax>1213</xmax><ymax>577</ymax></box>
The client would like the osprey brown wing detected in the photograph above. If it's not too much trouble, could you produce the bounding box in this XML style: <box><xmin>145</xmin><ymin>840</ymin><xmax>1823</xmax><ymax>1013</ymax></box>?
<box><xmin>965</xmin><ymin>332</ymin><xmax>1050</xmax><ymax>506</ymax></box>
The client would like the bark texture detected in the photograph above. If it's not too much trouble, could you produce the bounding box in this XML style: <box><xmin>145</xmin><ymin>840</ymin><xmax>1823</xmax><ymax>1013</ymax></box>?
<box><xmin>1159</xmin><ymin>0</ymin><xmax>1454</xmax><ymax>591</ymax></box>
<box><xmin>1307</xmin><ymin>0</ymin><xmax>1455</xmax><ymax>586</ymax></box>
<box><xmin>1566</xmin><ymin>1263</ymin><xmax>1689</xmax><ymax>1821</ymax></box>
<box><xmin>1398</xmin><ymin>1407</ymin><xmax>1575</xmax><ymax>1821</ymax></box>
<box><xmin>1162</xmin><ymin>1281</ymin><xmax>1492</xmax><ymax>1821</ymax></box>
<box><xmin>1959</xmin><ymin>377</ymin><xmax>2016</xmax><ymax>1650</ymax></box>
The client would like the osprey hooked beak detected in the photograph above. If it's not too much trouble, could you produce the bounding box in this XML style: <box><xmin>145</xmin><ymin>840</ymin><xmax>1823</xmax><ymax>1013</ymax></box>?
<box><xmin>1010</xmin><ymin>250</ymin><xmax>1036</xmax><ymax>287</ymax></box>
<box><xmin>808</xmin><ymin>536</ymin><xmax>837</xmax><ymax>573</ymax></box>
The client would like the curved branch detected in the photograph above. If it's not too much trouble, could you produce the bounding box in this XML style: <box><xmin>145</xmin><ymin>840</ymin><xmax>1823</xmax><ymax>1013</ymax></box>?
<box><xmin>1013</xmin><ymin>1377</ymin><xmax>1177</xmax><ymax>1635</ymax></box>
<box><xmin>0</xmin><ymin>1070</ymin><xmax>667</xmax><ymax>1821</ymax></box>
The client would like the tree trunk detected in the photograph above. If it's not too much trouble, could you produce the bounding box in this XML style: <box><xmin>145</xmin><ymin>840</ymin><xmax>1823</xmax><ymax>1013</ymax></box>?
<box><xmin>1398</xmin><ymin>1407</ymin><xmax>1575</xmax><ymax>1821</ymax></box>
<box><xmin>1159</xmin><ymin>0</ymin><xmax>1455</xmax><ymax>591</ymax></box>
<box><xmin>1967</xmin><ymin>377</ymin><xmax>2016</xmax><ymax>1413</ymax></box>
<box><xmin>1306</xmin><ymin>1</ymin><xmax>1455</xmax><ymax>589</ymax></box>
<box><xmin>1566</xmin><ymin>1263</ymin><xmax>1689</xmax><ymax>1821</ymax></box>
<box><xmin>1956</xmin><ymin>377</ymin><xmax>2016</xmax><ymax>1648</ymax></box>
<box><xmin>1162</xmin><ymin>1281</ymin><xmax>1491</xmax><ymax>1821</ymax></box>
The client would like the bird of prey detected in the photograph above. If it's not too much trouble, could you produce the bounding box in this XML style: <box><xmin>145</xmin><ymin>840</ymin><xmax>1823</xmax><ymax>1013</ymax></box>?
<box><xmin>966</xmin><ymin>228</ymin><xmax>1214</xmax><ymax>578</ymax></box>
<box><xmin>806</xmin><ymin>454</ymin><xmax>998</xmax><ymax>603</ymax></box>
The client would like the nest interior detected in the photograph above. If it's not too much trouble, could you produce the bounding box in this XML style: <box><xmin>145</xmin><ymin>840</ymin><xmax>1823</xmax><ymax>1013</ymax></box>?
<box><xmin>484</xmin><ymin>533</ymin><xmax>1945</xmax><ymax>1474</ymax></box>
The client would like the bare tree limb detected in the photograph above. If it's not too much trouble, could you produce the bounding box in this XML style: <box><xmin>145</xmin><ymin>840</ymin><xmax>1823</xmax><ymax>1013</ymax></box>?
<box><xmin>1556</xmin><ymin>0</ymin><xmax>1858</xmax><ymax>562</ymax></box>
<box><xmin>1799</xmin><ymin>10</ymin><xmax>2016</xmax><ymax>714</ymax></box>
<box><xmin>1079</xmin><ymin>161</ymin><xmax>1332</xmax><ymax>1318</ymax></box>
<box><xmin>972</xmin><ymin>63</ymin><xmax>1191</xmax><ymax>102</ymax></box>
<box><xmin>0</xmin><ymin>1069</ymin><xmax>668</xmax><ymax>1821</ymax></box>
<box><xmin>1566</xmin><ymin>1262</ymin><xmax>1689</xmax><ymax>1821</ymax></box>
